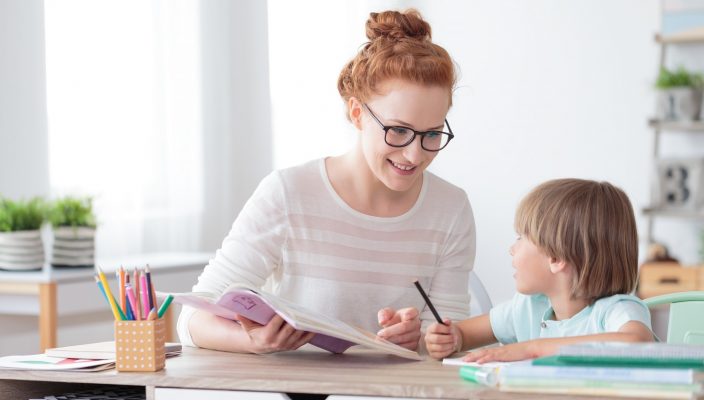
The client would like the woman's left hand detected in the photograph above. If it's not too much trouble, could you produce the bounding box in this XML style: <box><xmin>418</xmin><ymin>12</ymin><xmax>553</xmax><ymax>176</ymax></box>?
<box><xmin>376</xmin><ymin>307</ymin><xmax>421</xmax><ymax>350</ymax></box>
<box><xmin>462</xmin><ymin>341</ymin><xmax>538</xmax><ymax>363</ymax></box>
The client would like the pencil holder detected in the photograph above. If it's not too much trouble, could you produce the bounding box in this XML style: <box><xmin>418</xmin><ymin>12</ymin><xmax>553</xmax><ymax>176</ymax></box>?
<box><xmin>114</xmin><ymin>319</ymin><xmax>166</xmax><ymax>372</ymax></box>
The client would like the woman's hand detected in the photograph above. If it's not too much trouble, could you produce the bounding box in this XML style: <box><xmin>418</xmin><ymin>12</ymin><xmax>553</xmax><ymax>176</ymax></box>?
<box><xmin>425</xmin><ymin>319</ymin><xmax>462</xmax><ymax>360</ymax></box>
<box><xmin>237</xmin><ymin>314</ymin><xmax>315</xmax><ymax>354</ymax></box>
<box><xmin>376</xmin><ymin>307</ymin><xmax>421</xmax><ymax>350</ymax></box>
<box><xmin>462</xmin><ymin>341</ymin><xmax>538</xmax><ymax>363</ymax></box>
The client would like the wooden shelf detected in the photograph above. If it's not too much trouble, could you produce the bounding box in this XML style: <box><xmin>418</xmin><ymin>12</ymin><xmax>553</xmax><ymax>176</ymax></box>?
<box><xmin>649</xmin><ymin>119</ymin><xmax>704</xmax><ymax>132</ymax></box>
<box><xmin>656</xmin><ymin>27</ymin><xmax>704</xmax><ymax>44</ymax></box>
<box><xmin>643</xmin><ymin>207</ymin><xmax>704</xmax><ymax>219</ymax></box>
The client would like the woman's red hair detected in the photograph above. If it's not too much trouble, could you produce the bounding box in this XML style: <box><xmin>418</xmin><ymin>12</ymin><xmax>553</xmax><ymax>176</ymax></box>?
<box><xmin>337</xmin><ymin>9</ymin><xmax>456</xmax><ymax>113</ymax></box>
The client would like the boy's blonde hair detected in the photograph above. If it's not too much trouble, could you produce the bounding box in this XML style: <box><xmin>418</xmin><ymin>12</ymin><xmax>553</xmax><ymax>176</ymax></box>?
<box><xmin>514</xmin><ymin>179</ymin><xmax>638</xmax><ymax>303</ymax></box>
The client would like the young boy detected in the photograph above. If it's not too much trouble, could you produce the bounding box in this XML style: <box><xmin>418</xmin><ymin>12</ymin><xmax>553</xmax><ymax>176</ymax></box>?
<box><xmin>425</xmin><ymin>179</ymin><xmax>654</xmax><ymax>362</ymax></box>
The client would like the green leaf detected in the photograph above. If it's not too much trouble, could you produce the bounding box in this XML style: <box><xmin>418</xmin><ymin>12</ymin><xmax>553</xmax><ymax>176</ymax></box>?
<box><xmin>0</xmin><ymin>196</ymin><xmax>47</xmax><ymax>231</ymax></box>
<box><xmin>48</xmin><ymin>196</ymin><xmax>96</xmax><ymax>228</ymax></box>
<box><xmin>656</xmin><ymin>66</ymin><xmax>704</xmax><ymax>89</ymax></box>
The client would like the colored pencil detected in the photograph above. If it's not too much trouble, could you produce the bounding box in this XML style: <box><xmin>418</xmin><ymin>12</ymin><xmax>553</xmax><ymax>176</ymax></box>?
<box><xmin>145</xmin><ymin>264</ymin><xmax>156</xmax><ymax>311</ymax></box>
<box><xmin>124</xmin><ymin>274</ymin><xmax>133</xmax><ymax>320</ymax></box>
<box><xmin>118</xmin><ymin>266</ymin><xmax>126</xmax><ymax>316</ymax></box>
<box><xmin>96</xmin><ymin>266</ymin><xmax>125</xmax><ymax>321</ymax></box>
<box><xmin>125</xmin><ymin>282</ymin><xmax>140</xmax><ymax>320</ymax></box>
<box><xmin>140</xmin><ymin>271</ymin><xmax>150</xmax><ymax>318</ymax></box>
<box><xmin>157</xmin><ymin>294</ymin><xmax>174</xmax><ymax>319</ymax></box>
<box><xmin>95</xmin><ymin>276</ymin><xmax>108</xmax><ymax>302</ymax></box>
<box><xmin>134</xmin><ymin>268</ymin><xmax>142</xmax><ymax>320</ymax></box>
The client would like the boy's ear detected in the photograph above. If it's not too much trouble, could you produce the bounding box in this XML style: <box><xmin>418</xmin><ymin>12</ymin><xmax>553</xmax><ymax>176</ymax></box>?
<box><xmin>548</xmin><ymin>257</ymin><xmax>569</xmax><ymax>274</ymax></box>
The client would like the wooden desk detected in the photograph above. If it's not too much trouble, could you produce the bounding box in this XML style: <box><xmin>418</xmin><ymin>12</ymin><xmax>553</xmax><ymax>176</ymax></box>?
<box><xmin>0</xmin><ymin>252</ymin><xmax>211</xmax><ymax>352</ymax></box>
<box><xmin>0</xmin><ymin>347</ymin><xmax>633</xmax><ymax>400</ymax></box>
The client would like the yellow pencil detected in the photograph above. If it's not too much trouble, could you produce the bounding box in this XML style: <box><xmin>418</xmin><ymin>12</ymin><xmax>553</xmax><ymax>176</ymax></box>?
<box><xmin>96</xmin><ymin>266</ymin><xmax>125</xmax><ymax>320</ymax></box>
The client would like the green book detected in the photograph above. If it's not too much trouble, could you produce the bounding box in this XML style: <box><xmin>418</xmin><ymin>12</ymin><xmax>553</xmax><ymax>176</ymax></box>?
<box><xmin>533</xmin><ymin>355</ymin><xmax>704</xmax><ymax>369</ymax></box>
<box><xmin>534</xmin><ymin>342</ymin><xmax>704</xmax><ymax>370</ymax></box>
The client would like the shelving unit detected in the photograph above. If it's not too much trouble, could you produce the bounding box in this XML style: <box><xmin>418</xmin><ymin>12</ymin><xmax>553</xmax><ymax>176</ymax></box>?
<box><xmin>644</xmin><ymin>28</ymin><xmax>704</xmax><ymax>244</ymax></box>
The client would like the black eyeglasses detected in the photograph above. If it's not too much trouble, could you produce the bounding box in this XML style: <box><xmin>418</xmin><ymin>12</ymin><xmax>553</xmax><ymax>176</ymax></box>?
<box><xmin>363</xmin><ymin>104</ymin><xmax>454</xmax><ymax>152</ymax></box>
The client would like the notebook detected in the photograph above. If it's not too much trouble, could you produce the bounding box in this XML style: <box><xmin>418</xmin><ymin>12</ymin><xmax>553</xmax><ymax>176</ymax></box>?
<box><xmin>0</xmin><ymin>354</ymin><xmax>114</xmax><ymax>371</ymax></box>
<box><xmin>45</xmin><ymin>341</ymin><xmax>182</xmax><ymax>360</ymax></box>
<box><xmin>534</xmin><ymin>342</ymin><xmax>704</xmax><ymax>369</ymax></box>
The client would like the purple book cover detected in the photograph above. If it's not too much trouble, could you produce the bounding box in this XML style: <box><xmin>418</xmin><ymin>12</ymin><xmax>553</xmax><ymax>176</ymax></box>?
<box><xmin>173</xmin><ymin>289</ymin><xmax>356</xmax><ymax>354</ymax></box>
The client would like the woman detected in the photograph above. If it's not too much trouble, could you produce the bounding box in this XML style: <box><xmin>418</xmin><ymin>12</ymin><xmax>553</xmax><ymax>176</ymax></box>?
<box><xmin>177</xmin><ymin>9</ymin><xmax>476</xmax><ymax>354</ymax></box>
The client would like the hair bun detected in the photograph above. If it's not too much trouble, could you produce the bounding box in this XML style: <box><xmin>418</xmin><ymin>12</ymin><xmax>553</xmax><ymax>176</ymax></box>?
<box><xmin>365</xmin><ymin>9</ymin><xmax>431</xmax><ymax>42</ymax></box>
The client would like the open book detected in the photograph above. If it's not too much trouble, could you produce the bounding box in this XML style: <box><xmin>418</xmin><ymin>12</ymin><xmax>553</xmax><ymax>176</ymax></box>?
<box><xmin>170</xmin><ymin>284</ymin><xmax>422</xmax><ymax>360</ymax></box>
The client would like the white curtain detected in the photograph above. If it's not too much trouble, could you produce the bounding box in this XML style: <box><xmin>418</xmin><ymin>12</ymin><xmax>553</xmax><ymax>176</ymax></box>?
<box><xmin>44</xmin><ymin>0</ymin><xmax>204</xmax><ymax>257</ymax></box>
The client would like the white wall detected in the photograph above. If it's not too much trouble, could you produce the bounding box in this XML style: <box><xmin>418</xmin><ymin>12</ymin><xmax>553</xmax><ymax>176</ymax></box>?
<box><xmin>0</xmin><ymin>0</ymin><xmax>49</xmax><ymax>198</ymax></box>
<box><xmin>420</xmin><ymin>1</ymin><xmax>662</xmax><ymax>303</ymax></box>
<box><xmin>267</xmin><ymin>1</ymin><xmax>676</xmax><ymax>304</ymax></box>
<box><xmin>199</xmin><ymin>0</ymin><xmax>274</xmax><ymax>250</ymax></box>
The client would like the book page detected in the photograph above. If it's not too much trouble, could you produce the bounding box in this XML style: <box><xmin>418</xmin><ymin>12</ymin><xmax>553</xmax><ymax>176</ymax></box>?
<box><xmin>442</xmin><ymin>354</ymin><xmax>520</xmax><ymax>368</ymax></box>
<box><xmin>172</xmin><ymin>285</ymin><xmax>422</xmax><ymax>360</ymax></box>
<box><xmin>0</xmin><ymin>354</ymin><xmax>115</xmax><ymax>371</ymax></box>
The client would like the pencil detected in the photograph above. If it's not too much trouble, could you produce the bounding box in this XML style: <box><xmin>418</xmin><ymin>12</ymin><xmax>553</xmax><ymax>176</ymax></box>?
<box><xmin>145</xmin><ymin>264</ymin><xmax>156</xmax><ymax>311</ymax></box>
<box><xmin>125</xmin><ymin>282</ymin><xmax>139</xmax><ymax>320</ymax></box>
<box><xmin>133</xmin><ymin>268</ymin><xmax>141</xmax><ymax>320</ymax></box>
<box><xmin>96</xmin><ymin>266</ymin><xmax>126</xmax><ymax>321</ymax></box>
<box><xmin>157</xmin><ymin>294</ymin><xmax>174</xmax><ymax>319</ymax></box>
<box><xmin>124</xmin><ymin>274</ymin><xmax>133</xmax><ymax>320</ymax></box>
<box><xmin>94</xmin><ymin>275</ymin><xmax>108</xmax><ymax>302</ymax></box>
<box><xmin>140</xmin><ymin>271</ymin><xmax>150</xmax><ymax>318</ymax></box>
<box><xmin>413</xmin><ymin>279</ymin><xmax>446</xmax><ymax>325</ymax></box>
<box><xmin>118</xmin><ymin>266</ymin><xmax>126</xmax><ymax>316</ymax></box>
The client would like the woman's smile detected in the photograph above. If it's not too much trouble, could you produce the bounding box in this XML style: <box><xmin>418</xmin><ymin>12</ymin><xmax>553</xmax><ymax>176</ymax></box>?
<box><xmin>388</xmin><ymin>159</ymin><xmax>417</xmax><ymax>175</ymax></box>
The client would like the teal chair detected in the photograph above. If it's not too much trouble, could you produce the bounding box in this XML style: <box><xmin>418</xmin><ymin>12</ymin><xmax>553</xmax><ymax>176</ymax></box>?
<box><xmin>644</xmin><ymin>291</ymin><xmax>704</xmax><ymax>344</ymax></box>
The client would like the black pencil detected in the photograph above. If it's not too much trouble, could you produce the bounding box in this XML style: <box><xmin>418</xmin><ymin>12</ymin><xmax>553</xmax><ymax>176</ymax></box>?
<box><xmin>413</xmin><ymin>279</ymin><xmax>446</xmax><ymax>325</ymax></box>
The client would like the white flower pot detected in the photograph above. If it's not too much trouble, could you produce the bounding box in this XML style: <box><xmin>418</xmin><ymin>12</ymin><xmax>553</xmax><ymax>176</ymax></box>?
<box><xmin>656</xmin><ymin>87</ymin><xmax>702</xmax><ymax>121</ymax></box>
<box><xmin>51</xmin><ymin>227</ymin><xmax>95</xmax><ymax>268</ymax></box>
<box><xmin>0</xmin><ymin>230</ymin><xmax>45</xmax><ymax>271</ymax></box>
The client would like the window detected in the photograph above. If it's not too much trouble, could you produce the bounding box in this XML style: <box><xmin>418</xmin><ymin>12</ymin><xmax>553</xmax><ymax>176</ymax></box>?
<box><xmin>44</xmin><ymin>0</ymin><xmax>203</xmax><ymax>256</ymax></box>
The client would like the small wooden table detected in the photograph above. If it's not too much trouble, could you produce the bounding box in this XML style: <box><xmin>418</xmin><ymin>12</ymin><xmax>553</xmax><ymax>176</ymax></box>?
<box><xmin>0</xmin><ymin>252</ymin><xmax>211</xmax><ymax>352</ymax></box>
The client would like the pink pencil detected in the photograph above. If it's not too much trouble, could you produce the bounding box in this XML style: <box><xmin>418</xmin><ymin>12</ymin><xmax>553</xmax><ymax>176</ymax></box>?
<box><xmin>125</xmin><ymin>282</ymin><xmax>139</xmax><ymax>320</ymax></box>
<box><xmin>140</xmin><ymin>271</ymin><xmax>150</xmax><ymax>318</ymax></box>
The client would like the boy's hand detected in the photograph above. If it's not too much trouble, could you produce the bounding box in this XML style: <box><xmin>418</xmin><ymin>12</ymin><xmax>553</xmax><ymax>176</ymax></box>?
<box><xmin>376</xmin><ymin>307</ymin><xmax>421</xmax><ymax>350</ymax></box>
<box><xmin>425</xmin><ymin>319</ymin><xmax>462</xmax><ymax>360</ymax></box>
<box><xmin>237</xmin><ymin>314</ymin><xmax>315</xmax><ymax>354</ymax></box>
<box><xmin>462</xmin><ymin>341</ymin><xmax>538</xmax><ymax>363</ymax></box>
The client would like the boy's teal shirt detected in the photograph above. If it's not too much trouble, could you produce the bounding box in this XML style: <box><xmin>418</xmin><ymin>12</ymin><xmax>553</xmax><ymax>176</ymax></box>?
<box><xmin>489</xmin><ymin>293</ymin><xmax>652</xmax><ymax>344</ymax></box>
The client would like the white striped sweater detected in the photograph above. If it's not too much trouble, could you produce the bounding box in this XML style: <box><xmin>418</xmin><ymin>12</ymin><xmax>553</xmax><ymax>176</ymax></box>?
<box><xmin>177</xmin><ymin>158</ymin><xmax>475</xmax><ymax>346</ymax></box>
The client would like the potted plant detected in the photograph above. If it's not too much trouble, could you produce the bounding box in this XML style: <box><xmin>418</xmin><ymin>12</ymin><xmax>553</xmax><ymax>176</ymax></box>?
<box><xmin>48</xmin><ymin>196</ymin><xmax>97</xmax><ymax>268</ymax></box>
<box><xmin>655</xmin><ymin>66</ymin><xmax>703</xmax><ymax>121</ymax></box>
<box><xmin>0</xmin><ymin>197</ymin><xmax>46</xmax><ymax>271</ymax></box>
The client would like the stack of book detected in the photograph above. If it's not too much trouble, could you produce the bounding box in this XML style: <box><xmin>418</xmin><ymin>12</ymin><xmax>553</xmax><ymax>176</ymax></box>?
<box><xmin>498</xmin><ymin>342</ymin><xmax>704</xmax><ymax>399</ymax></box>
<box><xmin>0</xmin><ymin>341</ymin><xmax>182</xmax><ymax>372</ymax></box>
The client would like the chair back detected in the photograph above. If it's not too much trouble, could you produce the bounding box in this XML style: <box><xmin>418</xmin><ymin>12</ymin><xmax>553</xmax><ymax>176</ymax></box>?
<box><xmin>644</xmin><ymin>291</ymin><xmax>704</xmax><ymax>344</ymax></box>
<box><xmin>469</xmin><ymin>271</ymin><xmax>493</xmax><ymax>316</ymax></box>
